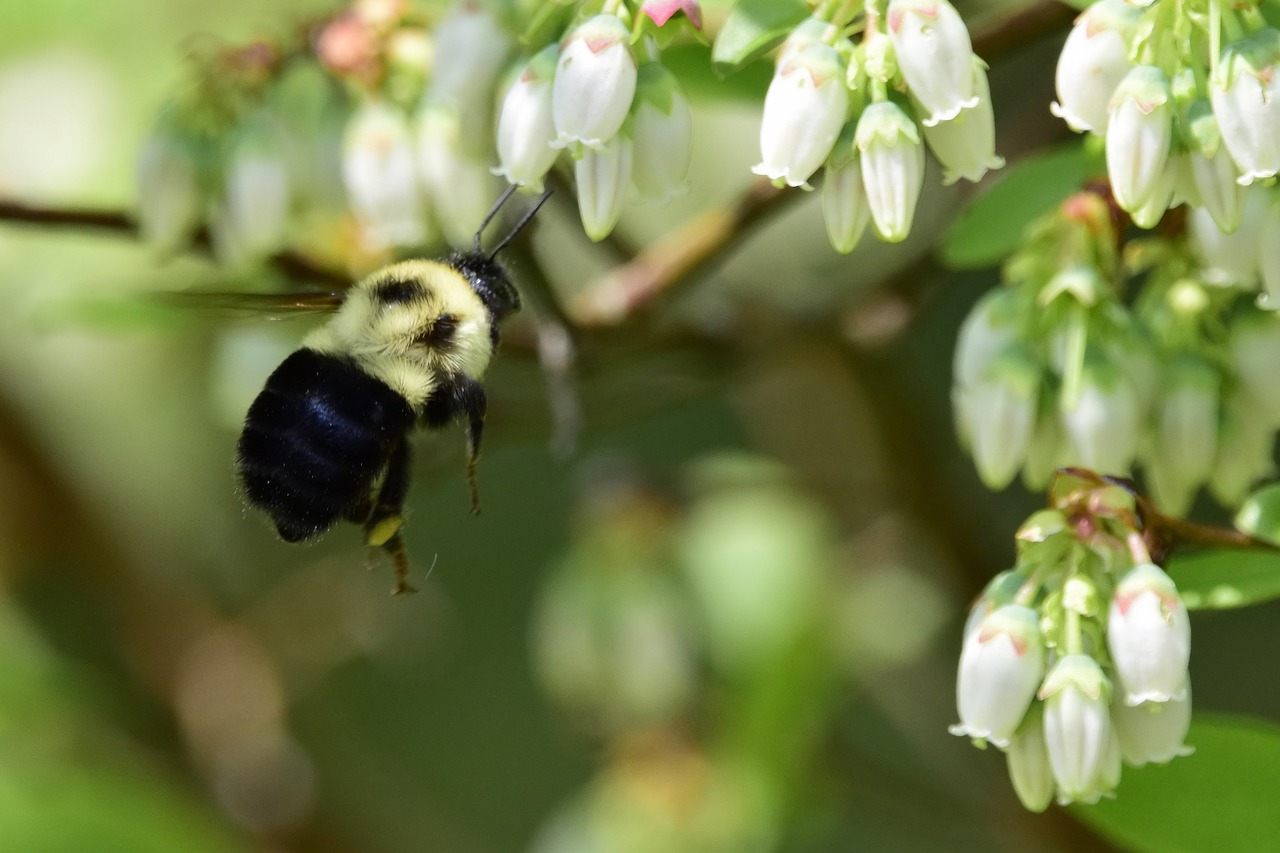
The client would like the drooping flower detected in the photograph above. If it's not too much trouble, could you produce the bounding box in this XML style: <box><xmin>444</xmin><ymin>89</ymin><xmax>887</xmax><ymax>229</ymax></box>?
<box><xmin>1144</xmin><ymin>357</ymin><xmax>1221</xmax><ymax>516</ymax></box>
<box><xmin>856</xmin><ymin>100</ymin><xmax>925</xmax><ymax>242</ymax></box>
<box><xmin>752</xmin><ymin>43</ymin><xmax>848</xmax><ymax>188</ymax></box>
<box><xmin>217</xmin><ymin>111</ymin><xmax>291</xmax><ymax>263</ymax></box>
<box><xmin>1185</xmin><ymin>100</ymin><xmax>1245</xmax><ymax>233</ymax></box>
<box><xmin>1050</xmin><ymin>0</ymin><xmax>1139</xmax><ymax>134</ymax></box>
<box><xmin>428</xmin><ymin>2</ymin><xmax>512</xmax><ymax>110</ymax></box>
<box><xmin>1060</xmin><ymin>356</ymin><xmax>1141</xmax><ymax>475</ymax></box>
<box><xmin>416</xmin><ymin>101</ymin><xmax>502</xmax><ymax>249</ymax></box>
<box><xmin>1113</xmin><ymin>690</ymin><xmax>1194</xmax><ymax>766</ymax></box>
<box><xmin>1105</xmin><ymin>65</ymin><xmax>1173</xmax><ymax>213</ymax></box>
<box><xmin>950</xmin><ymin>604</ymin><xmax>1045</xmax><ymax>748</ymax></box>
<box><xmin>822</xmin><ymin>153</ymin><xmax>871</xmax><ymax>254</ymax></box>
<box><xmin>921</xmin><ymin>61</ymin><xmax>1003</xmax><ymax>185</ymax></box>
<box><xmin>1211</xmin><ymin>29</ymin><xmax>1280</xmax><ymax>185</ymax></box>
<box><xmin>887</xmin><ymin>0</ymin><xmax>979</xmax><ymax>126</ymax></box>
<box><xmin>342</xmin><ymin>100</ymin><xmax>430</xmax><ymax>249</ymax></box>
<box><xmin>552</xmin><ymin>14</ymin><xmax>637</xmax><ymax>153</ymax></box>
<box><xmin>1107</xmin><ymin>563</ymin><xmax>1191</xmax><ymax>706</ymax></box>
<box><xmin>575</xmin><ymin>132</ymin><xmax>634</xmax><ymax>241</ymax></box>
<box><xmin>137</xmin><ymin>116</ymin><xmax>205</xmax><ymax>254</ymax></box>
<box><xmin>1040</xmin><ymin>654</ymin><xmax>1115</xmax><ymax>805</ymax></box>
<box><xmin>494</xmin><ymin>46</ymin><xmax>560</xmax><ymax>191</ymax></box>
<box><xmin>1006</xmin><ymin>707</ymin><xmax>1055</xmax><ymax>812</ymax></box>
<box><xmin>966</xmin><ymin>343</ymin><xmax>1042</xmax><ymax>490</ymax></box>
<box><xmin>629</xmin><ymin>62</ymin><xmax>694</xmax><ymax>204</ymax></box>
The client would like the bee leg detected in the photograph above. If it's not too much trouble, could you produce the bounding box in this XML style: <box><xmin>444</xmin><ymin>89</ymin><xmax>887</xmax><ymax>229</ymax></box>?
<box><xmin>363</xmin><ymin>439</ymin><xmax>417</xmax><ymax>595</ymax></box>
<box><xmin>459</xmin><ymin>379</ymin><xmax>487</xmax><ymax>516</ymax></box>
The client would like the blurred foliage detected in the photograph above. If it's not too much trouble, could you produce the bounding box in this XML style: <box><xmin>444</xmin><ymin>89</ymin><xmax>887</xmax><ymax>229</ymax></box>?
<box><xmin>0</xmin><ymin>0</ymin><xmax>1278</xmax><ymax>852</ymax></box>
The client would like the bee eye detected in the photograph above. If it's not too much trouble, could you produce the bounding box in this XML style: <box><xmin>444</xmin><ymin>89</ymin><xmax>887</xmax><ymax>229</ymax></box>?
<box><xmin>416</xmin><ymin>313</ymin><xmax>458</xmax><ymax>349</ymax></box>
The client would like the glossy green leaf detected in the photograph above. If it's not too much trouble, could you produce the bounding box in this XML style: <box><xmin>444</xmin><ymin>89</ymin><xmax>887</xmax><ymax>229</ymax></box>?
<box><xmin>662</xmin><ymin>43</ymin><xmax>771</xmax><ymax>102</ymax></box>
<box><xmin>1077</xmin><ymin>715</ymin><xmax>1280</xmax><ymax>852</ymax></box>
<box><xmin>940</xmin><ymin>142</ymin><xmax>1103</xmax><ymax>270</ymax></box>
<box><xmin>1234</xmin><ymin>484</ymin><xmax>1280</xmax><ymax>545</ymax></box>
<box><xmin>1165</xmin><ymin>548</ymin><xmax>1280</xmax><ymax>610</ymax></box>
<box><xmin>710</xmin><ymin>0</ymin><xmax>807</xmax><ymax>77</ymax></box>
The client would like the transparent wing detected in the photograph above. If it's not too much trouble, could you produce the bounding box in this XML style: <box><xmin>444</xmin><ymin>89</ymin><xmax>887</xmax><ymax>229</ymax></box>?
<box><xmin>154</xmin><ymin>290</ymin><xmax>347</xmax><ymax>318</ymax></box>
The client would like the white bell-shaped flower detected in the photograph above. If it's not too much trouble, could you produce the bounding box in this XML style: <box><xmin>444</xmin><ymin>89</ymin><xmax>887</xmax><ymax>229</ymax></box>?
<box><xmin>954</xmin><ymin>288</ymin><xmax>1019</xmax><ymax>389</ymax></box>
<box><xmin>342</xmin><ymin>99</ymin><xmax>430</xmax><ymax>249</ymax></box>
<box><xmin>1258</xmin><ymin>191</ymin><xmax>1280</xmax><ymax>309</ymax></box>
<box><xmin>921</xmin><ymin>61</ymin><xmax>1004</xmax><ymax>184</ymax></box>
<box><xmin>1040</xmin><ymin>654</ymin><xmax>1115</xmax><ymax>805</ymax></box>
<box><xmin>950</xmin><ymin>604</ymin><xmax>1045</xmax><ymax>748</ymax></box>
<box><xmin>1050</xmin><ymin>0</ymin><xmax>1139</xmax><ymax>134</ymax></box>
<box><xmin>218</xmin><ymin>111</ymin><xmax>291</xmax><ymax>263</ymax></box>
<box><xmin>137</xmin><ymin>119</ymin><xmax>204</xmax><ymax>254</ymax></box>
<box><xmin>1212</xmin><ymin>29</ymin><xmax>1280</xmax><ymax>185</ymax></box>
<box><xmin>752</xmin><ymin>43</ymin><xmax>848</xmax><ymax>189</ymax></box>
<box><xmin>1185</xmin><ymin>101</ymin><xmax>1245</xmax><ymax>233</ymax></box>
<box><xmin>856</xmin><ymin>100</ymin><xmax>925</xmax><ymax>242</ymax></box>
<box><xmin>630</xmin><ymin>62</ymin><xmax>694</xmax><ymax>204</ymax></box>
<box><xmin>1188</xmin><ymin>189</ymin><xmax>1266</xmax><ymax>287</ymax></box>
<box><xmin>428</xmin><ymin>2</ymin><xmax>512</xmax><ymax>110</ymax></box>
<box><xmin>552</xmin><ymin>14</ymin><xmax>637</xmax><ymax>153</ymax></box>
<box><xmin>575</xmin><ymin>132</ymin><xmax>633</xmax><ymax>241</ymax></box>
<box><xmin>494</xmin><ymin>46</ymin><xmax>560</xmax><ymax>191</ymax></box>
<box><xmin>1107</xmin><ymin>563</ymin><xmax>1191</xmax><ymax>706</ymax></box>
<box><xmin>1144</xmin><ymin>357</ymin><xmax>1220</xmax><ymax>516</ymax></box>
<box><xmin>417</xmin><ymin>101</ymin><xmax>503</xmax><ymax>249</ymax></box>
<box><xmin>1105</xmin><ymin>66</ymin><xmax>1173</xmax><ymax>213</ymax></box>
<box><xmin>821</xmin><ymin>147</ymin><xmax>871</xmax><ymax>254</ymax></box>
<box><xmin>967</xmin><ymin>343</ymin><xmax>1042</xmax><ymax>489</ymax></box>
<box><xmin>1209</xmin><ymin>389</ymin><xmax>1277</xmax><ymax>505</ymax></box>
<box><xmin>887</xmin><ymin>0</ymin><xmax>978</xmax><ymax>126</ymax></box>
<box><xmin>1006</xmin><ymin>710</ymin><xmax>1055</xmax><ymax>812</ymax></box>
<box><xmin>1060</xmin><ymin>356</ymin><xmax>1140</xmax><ymax>475</ymax></box>
<box><xmin>1228</xmin><ymin>308</ymin><xmax>1280</xmax><ymax>422</ymax></box>
<box><xmin>1114</xmin><ymin>689</ymin><xmax>1194</xmax><ymax>766</ymax></box>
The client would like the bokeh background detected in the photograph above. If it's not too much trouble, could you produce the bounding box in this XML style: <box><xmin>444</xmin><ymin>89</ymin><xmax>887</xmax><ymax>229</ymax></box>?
<box><xmin>1</xmin><ymin>1</ymin><xmax>1279</xmax><ymax>851</ymax></box>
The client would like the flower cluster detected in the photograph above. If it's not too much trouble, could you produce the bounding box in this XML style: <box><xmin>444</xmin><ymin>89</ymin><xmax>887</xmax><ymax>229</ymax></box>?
<box><xmin>952</xmin><ymin>472</ymin><xmax>1193</xmax><ymax>810</ymax></box>
<box><xmin>753</xmin><ymin>0</ymin><xmax>1002</xmax><ymax>253</ymax></box>
<box><xmin>1054</xmin><ymin>0</ymin><xmax>1280</xmax><ymax>236</ymax></box>
<box><xmin>136</xmin><ymin>0</ymin><xmax>700</xmax><ymax>264</ymax></box>
<box><xmin>494</xmin><ymin>2</ymin><xmax>698</xmax><ymax>241</ymax></box>
<box><xmin>954</xmin><ymin>187</ymin><xmax>1280</xmax><ymax>514</ymax></box>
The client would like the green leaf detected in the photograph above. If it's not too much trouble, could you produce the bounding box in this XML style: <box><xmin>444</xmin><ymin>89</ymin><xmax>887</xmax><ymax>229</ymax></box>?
<box><xmin>939</xmin><ymin>142</ymin><xmax>1103</xmax><ymax>270</ymax></box>
<box><xmin>1234</xmin><ymin>483</ymin><xmax>1280</xmax><ymax>545</ymax></box>
<box><xmin>710</xmin><ymin>0</ymin><xmax>807</xmax><ymax>78</ymax></box>
<box><xmin>1165</xmin><ymin>548</ymin><xmax>1280</xmax><ymax>610</ymax></box>
<box><xmin>662</xmin><ymin>43</ymin><xmax>772</xmax><ymax>102</ymax></box>
<box><xmin>1077</xmin><ymin>715</ymin><xmax>1280</xmax><ymax>853</ymax></box>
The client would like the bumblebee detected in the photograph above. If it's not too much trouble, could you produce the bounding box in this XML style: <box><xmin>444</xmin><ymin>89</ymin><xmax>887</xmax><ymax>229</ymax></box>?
<box><xmin>235</xmin><ymin>188</ymin><xmax>550</xmax><ymax>594</ymax></box>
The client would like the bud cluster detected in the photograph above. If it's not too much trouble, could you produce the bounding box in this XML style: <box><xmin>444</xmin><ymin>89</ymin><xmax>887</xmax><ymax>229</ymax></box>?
<box><xmin>1053</xmin><ymin>0</ymin><xmax>1280</xmax><ymax>235</ymax></box>
<box><xmin>952</xmin><ymin>471</ymin><xmax>1193</xmax><ymax>810</ymax></box>
<box><xmin>954</xmin><ymin>188</ymin><xmax>1280</xmax><ymax>514</ymax></box>
<box><xmin>495</xmin><ymin>2</ymin><xmax>699</xmax><ymax>241</ymax></box>
<box><xmin>753</xmin><ymin>0</ymin><xmax>1002</xmax><ymax>252</ymax></box>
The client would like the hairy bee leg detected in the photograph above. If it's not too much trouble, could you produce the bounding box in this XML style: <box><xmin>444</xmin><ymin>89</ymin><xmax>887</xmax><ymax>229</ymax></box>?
<box><xmin>364</xmin><ymin>439</ymin><xmax>412</xmax><ymax>547</ymax></box>
<box><xmin>381</xmin><ymin>530</ymin><xmax>417</xmax><ymax>596</ymax></box>
<box><xmin>459</xmin><ymin>379</ymin><xmax>487</xmax><ymax>516</ymax></box>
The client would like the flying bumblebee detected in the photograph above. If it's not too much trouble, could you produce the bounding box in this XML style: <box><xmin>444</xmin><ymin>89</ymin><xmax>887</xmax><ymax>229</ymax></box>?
<box><xmin>226</xmin><ymin>187</ymin><xmax>550</xmax><ymax>595</ymax></box>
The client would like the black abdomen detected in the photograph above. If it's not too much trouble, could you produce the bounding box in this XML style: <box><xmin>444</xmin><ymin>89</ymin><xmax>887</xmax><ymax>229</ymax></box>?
<box><xmin>237</xmin><ymin>349</ymin><xmax>415</xmax><ymax>542</ymax></box>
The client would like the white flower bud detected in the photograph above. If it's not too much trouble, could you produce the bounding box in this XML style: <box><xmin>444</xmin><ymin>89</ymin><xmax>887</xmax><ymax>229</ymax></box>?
<box><xmin>1144</xmin><ymin>357</ymin><xmax>1220</xmax><ymax>516</ymax></box>
<box><xmin>1040</xmin><ymin>654</ymin><xmax>1115</xmax><ymax>805</ymax></box>
<box><xmin>494</xmin><ymin>46</ymin><xmax>560</xmax><ymax>191</ymax></box>
<box><xmin>1060</xmin><ymin>357</ymin><xmax>1140</xmax><ymax>475</ymax></box>
<box><xmin>552</xmin><ymin>14</ymin><xmax>637</xmax><ymax>153</ymax></box>
<box><xmin>1259</xmin><ymin>191</ymin><xmax>1280</xmax><ymax>310</ymax></box>
<box><xmin>217</xmin><ymin>111</ymin><xmax>291</xmax><ymax>263</ymax></box>
<box><xmin>921</xmin><ymin>61</ymin><xmax>1004</xmax><ymax>185</ymax></box>
<box><xmin>856</xmin><ymin>100</ymin><xmax>925</xmax><ymax>242</ymax></box>
<box><xmin>1107</xmin><ymin>563</ymin><xmax>1191</xmax><ymax>705</ymax></box>
<box><xmin>954</xmin><ymin>288</ymin><xmax>1019</xmax><ymax>388</ymax></box>
<box><xmin>1022</xmin><ymin>405</ymin><xmax>1066</xmax><ymax>492</ymax></box>
<box><xmin>630</xmin><ymin>63</ymin><xmax>693</xmax><ymax>204</ymax></box>
<box><xmin>417</xmin><ymin>101</ymin><xmax>503</xmax><ymax>249</ymax></box>
<box><xmin>1186</xmin><ymin>102</ymin><xmax>1245</xmax><ymax>232</ymax></box>
<box><xmin>968</xmin><ymin>344</ymin><xmax>1041</xmax><ymax>490</ymax></box>
<box><xmin>1229</xmin><ymin>309</ymin><xmax>1280</xmax><ymax>422</ymax></box>
<box><xmin>1188</xmin><ymin>189</ymin><xmax>1266</xmax><ymax>287</ymax></box>
<box><xmin>1114</xmin><ymin>690</ymin><xmax>1193</xmax><ymax>766</ymax></box>
<box><xmin>752</xmin><ymin>43</ymin><xmax>849</xmax><ymax>189</ymax></box>
<box><xmin>1212</xmin><ymin>29</ymin><xmax>1280</xmax><ymax>185</ymax></box>
<box><xmin>1209</xmin><ymin>388</ymin><xmax>1276</xmax><ymax>505</ymax></box>
<box><xmin>1051</xmin><ymin>0</ymin><xmax>1139</xmax><ymax>134</ymax></box>
<box><xmin>822</xmin><ymin>155</ymin><xmax>871</xmax><ymax>254</ymax></box>
<box><xmin>428</xmin><ymin>2</ymin><xmax>512</xmax><ymax>110</ymax></box>
<box><xmin>1106</xmin><ymin>66</ymin><xmax>1173</xmax><ymax>213</ymax></box>
<box><xmin>887</xmin><ymin>0</ymin><xmax>978</xmax><ymax>126</ymax></box>
<box><xmin>950</xmin><ymin>604</ymin><xmax>1045</xmax><ymax>748</ymax></box>
<box><xmin>575</xmin><ymin>133</ymin><xmax>633</xmax><ymax>241</ymax></box>
<box><xmin>342</xmin><ymin>100</ymin><xmax>429</xmax><ymax>249</ymax></box>
<box><xmin>137</xmin><ymin>120</ymin><xmax>204</xmax><ymax>254</ymax></box>
<box><xmin>1006</xmin><ymin>709</ymin><xmax>1055</xmax><ymax>812</ymax></box>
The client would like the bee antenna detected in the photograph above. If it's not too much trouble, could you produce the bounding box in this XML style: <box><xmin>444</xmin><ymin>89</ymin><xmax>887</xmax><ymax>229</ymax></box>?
<box><xmin>487</xmin><ymin>188</ymin><xmax>553</xmax><ymax>261</ymax></box>
<box><xmin>474</xmin><ymin>184</ymin><xmax>521</xmax><ymax>254</ymax></box>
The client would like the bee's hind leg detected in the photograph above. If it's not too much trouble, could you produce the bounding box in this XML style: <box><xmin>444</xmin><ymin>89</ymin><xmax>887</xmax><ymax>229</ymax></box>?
<box><xmin>361</xmin><ymin>439</ymin><xmax>417</xmax><ymax>595</ymax></box>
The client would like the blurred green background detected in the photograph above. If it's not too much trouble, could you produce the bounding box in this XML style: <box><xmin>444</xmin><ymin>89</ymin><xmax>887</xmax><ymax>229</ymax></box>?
<box><xmin>1</xmin><ymin>1</ymin><xmax>1279</xmax><ymax>851</ymax></box>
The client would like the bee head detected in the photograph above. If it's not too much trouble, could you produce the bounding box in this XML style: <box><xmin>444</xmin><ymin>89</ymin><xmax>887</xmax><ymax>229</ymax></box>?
<box><xmin>449</xmin><ymin>252</ymin><xmax>522</xmax><ymax>322</ymax></box>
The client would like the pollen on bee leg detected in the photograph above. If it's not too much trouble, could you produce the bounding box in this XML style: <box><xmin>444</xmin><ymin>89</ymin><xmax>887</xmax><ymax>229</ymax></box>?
<box><xmin>376</xmin><ymin>529</ymin><xmax>418</xmax><ymax>597</ymax></box>
<box><xmin>366</xmin><ymin>514</ymin><xmax>404</xmax><ymax>548</ymax></box>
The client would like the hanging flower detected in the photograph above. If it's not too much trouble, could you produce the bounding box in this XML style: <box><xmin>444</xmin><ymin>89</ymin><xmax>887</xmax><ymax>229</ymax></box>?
<box><xmin>575</xmin><ymin>132</ymin><xmax>634</xmax><ymax>241</ymax></box>
<box><xmin>1105</xmin><ymin>65</ymin><xmax>1173</xmax><ymax>213</ymax></box>
<box><xmin>552</xmin><ymin>14</ymin><xmax>637</xmax><ymax>153</ymax></box>
<box><xmin>1107</xmin><ymin>563</ymin><xmax>1191</xmax><ymax>705</ymax></box>
<box><xmin>950</xmin><ymin>604</ymin><xmax>1045</xmax><ymax>748</ymax></box>
<box><xmin>752</xmin><ymin>43</ymin><xmax>848</xmax><ymax>189</ymax></box>
<box><xmin>887</xmin><ymin>0</ymin><xmax>979</xmax><ymax>126</ymax></box>
<box><xmin>629</xmin><ymin>62</ymin><xmax>694</xmax><ymax>204</ymax></box>
<box><xmin>1050</xmin><ymin>0</ymin><xmax>1139</xmax><ymax>134</ymax></box>
<box><xmin>342</xmin><ymin>100</ymin><xmax>430</xmax><ymax>250</ymax></box>
<box><xmin>1113</xmin><ymin>691</ymin><xmax>1194</xmax><ymax>766</ymax></box>
<box><xmin>494</xmin><ymin>46</ymin><xmax>560</xmax><ymax>191</ymax></box>
<box><xmin>1211</xmin><ymin>29</ymin><xmax>1280</xmax><ymax>185</ymax></box>
<box><xmin>856</xmin><ymin>100</ymin><xmax>925</xmax><ymax>242</ymax></box>
<box><xmin>1040</xmin><ymin>654</ymin><xmax>1115</xmax><ymax>805</ymax></box>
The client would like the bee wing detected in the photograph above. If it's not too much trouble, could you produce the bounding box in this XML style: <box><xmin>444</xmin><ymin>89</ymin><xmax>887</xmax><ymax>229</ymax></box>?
<box><xmin>154</xmin><ymin>290</ymin><xmax>347</xmax><ymax>318</ymax></box>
